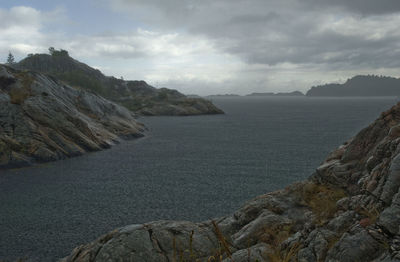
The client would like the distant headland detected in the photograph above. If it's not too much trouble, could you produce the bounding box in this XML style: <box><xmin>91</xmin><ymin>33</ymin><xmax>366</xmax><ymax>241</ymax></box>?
<box><xmin>306</xmin><ymin>75</ymin><xmax>400</xmax><ymax>97</ymax></box>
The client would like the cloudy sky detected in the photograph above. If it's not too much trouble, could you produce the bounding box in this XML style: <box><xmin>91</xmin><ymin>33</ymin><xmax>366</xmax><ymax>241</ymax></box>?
<box><xmin>1</xmin><ymin>0</ymin><xmax>400</xmax><ymax>95</ymax></box>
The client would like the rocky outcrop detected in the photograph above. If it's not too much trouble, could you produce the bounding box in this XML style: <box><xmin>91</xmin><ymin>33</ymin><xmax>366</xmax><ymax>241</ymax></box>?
<box><xmin>0</xmin><ymin>65</ymin><xmax>144</xmax><ymax>169</ymax></box>
<box><xmin>61</xmin><ymin>102</ymin><xmax>400</xmax><ymax>262</ymax></box>
<box><xmin>15</xmin><ymin>53</ymin><xmax>224</xmax><ymax>116</ymax></box>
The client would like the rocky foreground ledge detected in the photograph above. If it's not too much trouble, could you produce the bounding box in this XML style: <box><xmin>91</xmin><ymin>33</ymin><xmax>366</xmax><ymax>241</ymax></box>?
<box><xmin>61</xmin><ymin>104</ymin><xmax>400</xmax><ymax>261</ymax></box>
<box><xmin>0</xmin><ymin>65</ymin><xmax>144</xmax><ymax>169</ymax></box>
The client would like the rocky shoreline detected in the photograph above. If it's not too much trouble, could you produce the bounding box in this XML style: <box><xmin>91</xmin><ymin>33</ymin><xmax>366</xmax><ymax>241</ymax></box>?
<box><xmin>61</xmin><ymin>103</ymin><xmax>400</xmax><ymax>261</ymax></box>
<box><xmin>0</xmin><ymin>65</ymin><xmax>145</xmax><ymax>169</ymax></box>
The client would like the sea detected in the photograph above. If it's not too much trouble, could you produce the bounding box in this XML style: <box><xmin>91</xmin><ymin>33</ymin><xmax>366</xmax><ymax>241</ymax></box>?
<box><xmin>0</xmin><ymin>96</ymin><xmax>397</xmax><ymax>261</ymax></box>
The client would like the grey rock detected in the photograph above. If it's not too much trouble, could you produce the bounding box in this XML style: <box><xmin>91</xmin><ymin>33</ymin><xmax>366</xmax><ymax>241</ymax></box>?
<box><xmin>0</xmin><ymin>65</ymin><xmax>144</xmax><ymax>169</ymax></box>
<box><xmin>377</xmin><ymin>191</ymin><xmax>400</xmax><ymax>235</ymax></box>
<box><xmin>302</xmin><ymin>229</ymin><xmax>336</xmax><ymax>261</ymax></box>
<box><xmin>232</xmin><ymin>210</ymin><xmax>291</xmax><ymax>248</ymax></box>
<box><xmin>327</xmin><ymin>211</ymin><xmax>357</xmax><ymax>232</ymax></box>
<box><xmin>374</xmin><ymin>252</ymin><xmax>400</xmax><ymax>262</ymax></box>
<box><xmin>222</xmin><ymin>243</ymin><xmax>272</xmax><ymax>262</ymax></box>
<box><xmin>298</xmin><ymin>247</ymin><xmax>316</xmax><ymax>262</ymax></box>
<box><xmin>326</xmin><ymin>230</ymin><xmax>383</xmax><ymax>262</ymax></box>
<box><xmin>381</xmin><ymin>154</ymin><xmax>400</xmax><ymax>205</ymax></box>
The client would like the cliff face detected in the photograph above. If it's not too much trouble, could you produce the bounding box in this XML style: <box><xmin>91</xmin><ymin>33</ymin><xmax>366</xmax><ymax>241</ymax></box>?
<box><xmin>306</xmin><ymin>75</ymin><xmax>400</xmax><ymax>97</ymax></box>
<box><xmin>15</xmin><ymin>54</ymin><xmax>224</xmax><ymax>116</ymax></box>
<box><xmin>62</xmin><ymin>103</ymin><xmax>400</xmax><ymax>261</ymax></box>
<box><xmin>0</xmin><ymin>65</ymin><xmax>144</xmax><ymax>169</ymax></box>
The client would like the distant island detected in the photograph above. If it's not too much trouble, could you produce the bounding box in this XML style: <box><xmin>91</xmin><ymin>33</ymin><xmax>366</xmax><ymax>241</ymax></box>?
<box><xmin>206</xmin><ymin>94</ymin><xmax>241</xmax><ymax>98</ymax></box>
<box><xmin>306</xmin><ymin>75</ymin><xmax>400</xmax><ymax>96</ymax></box>
<box><xmin>204</xmin><ymin>91</ymin><xmax>305</xmax><ymax>98</ymax></box>
<box><xmin>246</xmin><ymin>91</ymin><xmax>304</xmax><ymax>96</ymax></box>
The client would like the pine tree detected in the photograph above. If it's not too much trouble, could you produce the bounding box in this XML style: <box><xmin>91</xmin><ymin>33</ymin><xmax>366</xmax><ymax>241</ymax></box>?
<box><xmin>6</xmin><ymin>52</ymin><xmax>15</xmax><ymax>64</ymax></box>
<box><xmin>48</xmin><ymin>47</ymin><xmax>55</xmax><ymax>55</ymax></box>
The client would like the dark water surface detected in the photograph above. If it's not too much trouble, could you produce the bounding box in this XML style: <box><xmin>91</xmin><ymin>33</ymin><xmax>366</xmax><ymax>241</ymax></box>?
<box><xmin>0</xmin><ymin>97</ymin><xmax>397</xmax><ymax>261</ymax></box>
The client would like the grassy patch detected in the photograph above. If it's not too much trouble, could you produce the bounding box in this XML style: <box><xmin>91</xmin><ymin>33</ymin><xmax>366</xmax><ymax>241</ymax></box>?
<box><xmin>9</xmin><ymin>72</ymin><xmax>34</xmax><ymax>104</ymax></box>
<box><xmin>301</xmin><ymin>182</ymin><xmax>347</xmax><ymax>225</ymax></box>
<box><xmin>260</xmin><ymin>224</ymin><xmax>300</xmax><ymax>262</ymax></box>
<box><xmin>9</xmin><ymin>87</ymin><xmax>31</xmax><ymax>104</ymax></box>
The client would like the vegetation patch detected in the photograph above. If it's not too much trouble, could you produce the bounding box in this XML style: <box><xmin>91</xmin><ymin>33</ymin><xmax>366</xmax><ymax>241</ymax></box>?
<box><xmin>54</xmin><ymin>71</ymin><xmax>107</xmax><ymax>96</ymax></box>
<box><xmin>301</xmin><ymin>182</ymin><xmax>347</xmax><ymax>225</ymax></box>
<box><xmin>9</xmin><ymin>72</ymin><xmax>34</xmax><ymax>104</ymax></box>
<box><xmin>356</xmin><ymin>205</ymin><xmax>380</xmax><ymax>227</ymax></box>
<box><xmin>259</xmin><ymin>223</ymin><xmax>300</xmax><ymax>262</ymax></box>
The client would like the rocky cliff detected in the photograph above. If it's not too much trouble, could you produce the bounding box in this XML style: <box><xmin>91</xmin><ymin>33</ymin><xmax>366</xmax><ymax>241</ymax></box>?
<box><xmin>0</xmin><ymin>65</ymin><xmax>144</xmax><ymax>169</ymax></box>
<box><xmin>15</xmin><ymin>52</ymin><xmax>223</xmax><ymax>116</ymax></box>
<box><xmin>61</xmin><ymin>103</ymin><xmax>400</xmax><ymax>261</ymax></box>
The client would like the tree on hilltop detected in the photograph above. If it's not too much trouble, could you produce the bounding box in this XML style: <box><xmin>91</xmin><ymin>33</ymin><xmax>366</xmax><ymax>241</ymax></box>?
<box><xmin>49</xmin><ymin>47</ymin><xmax>69</xmax><ymax>57</ymax></box>
<box><xmin>6</xmin><ymin>52</ymin><xmax>15</xmax><ymax>64</ymax></box>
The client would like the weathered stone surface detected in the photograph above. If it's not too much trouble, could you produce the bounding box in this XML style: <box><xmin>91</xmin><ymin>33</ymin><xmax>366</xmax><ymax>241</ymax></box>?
<box><xmin>327</xmin><ymin>211</ymin><xmax>357</xmax><ymax>232</ymax></box>
<box><xmin>222</xmin><ymin>243</ymin><xmax>272</xmax><ymax>262</ymax></box>
<box><xmin>381</xmin><ymin>155</ymin><xmax>400</xmax><ymax>204</ymax></box>
<box><xmin>0</xmin><ymin>65</ymin><xmax>144</xmax><ymax>169</ymax></box>
<box><xmin>232</xmin><ymin>210</ymin><xmax>291</xmax><ymax>248</ymax></box>
<box><xmin>326</xmin><ymin>230</ymin><xmax>383</xmax><ymax>262</ymax></box>
<box><xmin>378</xmin><ymin>191</ymin><xmax>400</xmax><ymax>235</ymax></box>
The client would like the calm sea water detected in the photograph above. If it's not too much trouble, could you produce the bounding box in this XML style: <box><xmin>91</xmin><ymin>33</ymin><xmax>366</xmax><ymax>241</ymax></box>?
<box><xmin>0</xmin><ymin>97</ymin><xmax>397</xmax><ymax>261</ymax></box>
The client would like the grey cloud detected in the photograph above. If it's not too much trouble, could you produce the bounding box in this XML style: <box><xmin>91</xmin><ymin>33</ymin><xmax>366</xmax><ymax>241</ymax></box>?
<box><xmin>109</xmin><ymin>0</ymin><xmax>400</xmax><ymax>71</ymax></box>
<box><xmin>229</xmin><ymin>13</ymin><xmax>280</xmax><ymax>24</ymax></box>
<box><xmin>303</xmin><ymin>0</ymin><xmax>400</xmax><ymax>15</ymax></box>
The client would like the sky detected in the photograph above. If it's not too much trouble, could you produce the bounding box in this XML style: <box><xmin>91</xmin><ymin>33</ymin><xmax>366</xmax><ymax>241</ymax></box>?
<box><xmin>1</xmin><ymin>0</ymin><xmax>400</xmax><ymax>95</ymax></box>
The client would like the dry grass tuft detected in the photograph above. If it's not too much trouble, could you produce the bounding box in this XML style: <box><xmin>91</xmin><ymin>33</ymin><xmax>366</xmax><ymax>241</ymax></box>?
<box><xmin>9</xmin><ymin>72</ymin><xmax>34</xmax><ymax>104</ymax></box>
<box><xmin>356</xmin><ymin>205</ymin><xmax>380</xmax><ymax>227</ymax></box>
<box><xmin>9</xmin><ymin>87</ymin><xmax>31</xmax><ymax>104</ymax></box>
<box><xmin>301</xmin><ymin>182</ymin><xmax>347</xmax><ymax>225</ymax></box>
<box><xmin>261</xmin><ymin>224</ymin><xmax>300</xmax><ymax>262</ymax></box>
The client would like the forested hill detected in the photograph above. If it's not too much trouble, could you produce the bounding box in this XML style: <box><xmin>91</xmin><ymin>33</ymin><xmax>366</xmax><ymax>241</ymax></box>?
<box><xmin>306</xmin><ymin>75</ymin><xmax>400</xmax><ymax>96</ymax></box>
<box><xmin>15</xmin><ymin>50</ymin><xmax>223</xmax><ymax>116</ymax></box>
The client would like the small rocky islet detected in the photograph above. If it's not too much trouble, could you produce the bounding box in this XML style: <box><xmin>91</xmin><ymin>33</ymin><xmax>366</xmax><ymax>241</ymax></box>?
<box><xmin>61</xmin><ymin>103</ymin><xmax>400</xmax><ymax>261</ymax></box>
